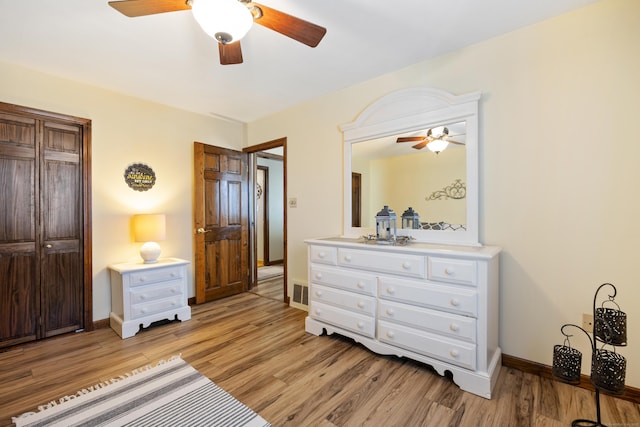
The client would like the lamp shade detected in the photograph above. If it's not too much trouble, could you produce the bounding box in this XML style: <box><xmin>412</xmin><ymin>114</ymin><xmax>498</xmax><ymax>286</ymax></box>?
<box><xmin>132</xmin><ymin>214</ymin><xmax>166</xmax><ymax>264</ymax></box>
<box><xmin>191</xmin><ymin>0</ymin><xmax>253</xmax><ymax>44</ymax></box>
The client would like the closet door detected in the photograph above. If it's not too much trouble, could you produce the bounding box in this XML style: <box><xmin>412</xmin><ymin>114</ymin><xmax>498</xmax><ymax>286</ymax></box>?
<box><xmin>0</xmin><ymin>105</ymin><xmax>90</xmax><ymax>348</ymax></box>
<box><xmin>0</xmin><ymin>112</ymin><xmax>38</xmax><ymax>346</ymax></box>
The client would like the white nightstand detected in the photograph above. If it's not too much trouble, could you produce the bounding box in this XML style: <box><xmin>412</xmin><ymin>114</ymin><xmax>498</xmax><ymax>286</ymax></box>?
<box><xmin>109</xmin><ymin>258</ymin><xmax>191</xmax><ymax>339</ymax></box>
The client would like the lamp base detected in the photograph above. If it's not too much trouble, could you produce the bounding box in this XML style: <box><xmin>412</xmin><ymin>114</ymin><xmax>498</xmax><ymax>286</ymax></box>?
<box><xmin>140</xmin><ymin>241</ymin><xmax>161</xmax><ymax>264</ymax></box>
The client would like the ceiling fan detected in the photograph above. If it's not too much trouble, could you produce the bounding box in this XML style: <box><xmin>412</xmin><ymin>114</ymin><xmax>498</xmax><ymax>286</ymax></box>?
<box><xmin>396</xmin><ymin>126</ymin><xmax>465</xmax><ymax>154</ymax></box>
<box><xmin>108</xmin><ymin>0</ymin><xmax>327</xmax><ymax>65</ymax></box>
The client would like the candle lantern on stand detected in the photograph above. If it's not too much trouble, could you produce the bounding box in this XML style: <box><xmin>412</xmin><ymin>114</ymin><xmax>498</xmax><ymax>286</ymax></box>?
<box><xmin>375</xmin><ymin>205</ymin><xmax>396</xmax><ymax>243</ymax></box>
<box><xmin>401</xmin><ymin>207</ymin><xmax>421</xmax><ymax>229</ymax></box>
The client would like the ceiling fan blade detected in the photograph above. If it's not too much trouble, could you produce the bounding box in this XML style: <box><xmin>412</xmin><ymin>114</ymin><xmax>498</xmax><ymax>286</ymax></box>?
<box><xmin>412</xmin><ymin>141</ymin><xmax>429</xmax><ymax>150</ymax></box>
<box><xmin>397</xmin><ymin>136</ymin><xmax>426</xmax><ymax>143</ymax></box>
<box><xmin>253</xmin><ymin>3</ymin><xmax>326</xmax><ymax>47</ymax></box>
<box><xmin>448</xmin><ymin>139</ymin><xmax>465</xmax><ymax>145</ymax></box>
<box><xmin>108</xmin><ymin>0</ymin><xmax>191</xmax><ymax>17</ymax></box>
<box><xmin>219</xmin><ymin>41</ymin><xmax>243</xmax><ymax>65</ymax></box>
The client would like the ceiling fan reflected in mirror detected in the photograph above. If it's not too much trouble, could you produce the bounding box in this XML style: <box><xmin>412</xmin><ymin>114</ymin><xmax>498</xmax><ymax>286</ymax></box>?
<box><xmin>396</xmin><ymin>126</ymin><xmax>465</xmax><ymax>154</ymax></box>
<box><xmin>108</xmin><ymin>0</ymin><xmax>327</xmax><ymax>65</ymax></box>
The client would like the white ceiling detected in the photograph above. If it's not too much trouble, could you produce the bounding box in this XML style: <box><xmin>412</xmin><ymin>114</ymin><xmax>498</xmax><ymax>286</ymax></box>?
<box><xmin>0</xmin><ymin>0</ymin><xmax>599</xmax><ymax>123</ymax></box>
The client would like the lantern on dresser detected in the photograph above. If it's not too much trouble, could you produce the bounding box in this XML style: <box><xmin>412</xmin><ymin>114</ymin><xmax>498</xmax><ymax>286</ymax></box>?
<box><xmin>401</xmin><ymin>207</ymin><xmax>421</xmax><ymax>229</ymax></box>
<box><xmin>375</xmin><ymin>205</ymin><xmax>396</xmax><ymax>242</ymax></box>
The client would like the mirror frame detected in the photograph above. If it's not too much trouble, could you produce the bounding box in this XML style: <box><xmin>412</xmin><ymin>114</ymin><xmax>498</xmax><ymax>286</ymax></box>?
<box><xmin>340</xmin><ymin>87</ymin><xmax>481</xmax><ymax>246</ymax></box>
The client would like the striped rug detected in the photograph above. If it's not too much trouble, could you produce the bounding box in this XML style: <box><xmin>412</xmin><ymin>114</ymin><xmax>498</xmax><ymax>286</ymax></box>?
<box><xmin>12</xmin><ymin>355</ymin><xmax>272</xmax><ymax>427</ymax></box>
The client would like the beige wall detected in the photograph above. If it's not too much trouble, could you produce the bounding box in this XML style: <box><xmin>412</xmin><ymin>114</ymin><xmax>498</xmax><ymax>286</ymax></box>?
<box><xmin>248</xmin><ymin>0</ymin><xmax>640</xmax><ymax>386</ymax></box>
<box><xmin>0</xmin><ymin>61</ymin><xmax>245</xmax><ymax>321</ymax></box>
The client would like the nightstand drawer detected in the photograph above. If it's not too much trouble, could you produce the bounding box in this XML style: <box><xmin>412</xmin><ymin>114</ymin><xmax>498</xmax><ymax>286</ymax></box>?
<box><xmin>129</xmin><ymin>266</ymin><xmax>183</xmax><ymax>286</ymax></box>
<box><xmin>130</xmin><ymin>281</ymin><xmax>183</xmax><ymax>304</ymax></box>
<box><xmin>131</xmin><ymin>296</ymin><xmax>184</xmax><ymax>320</ymax></box>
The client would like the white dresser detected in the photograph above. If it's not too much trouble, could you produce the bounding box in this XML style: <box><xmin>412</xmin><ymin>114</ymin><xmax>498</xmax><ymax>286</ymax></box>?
<box><xmin>305</xmin><ymin>237</ymin><xmax>501</xmax><ymax>399</ymax></box>
<box><xmin>109</xmin><ymin>258</ymin><xmax>191</xmax><ymax>339</ymax></box>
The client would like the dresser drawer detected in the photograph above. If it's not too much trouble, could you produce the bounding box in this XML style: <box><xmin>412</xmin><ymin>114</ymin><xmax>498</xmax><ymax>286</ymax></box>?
<box><xmin>130</xmin><ymin>296</ymin><xmax>184</xmax><ymax>320</ymax></box>
<box><xmin>310</xmin><ymin>301</ymin><xmax>375</xmax><ymax>338</ymax></box>
<box><xmin>311</xmin><ymin>284</ymin><xmax>376</xmax><ymax>316</ymax></box>
<box><xmin>130</xmin><ymin>281</ymin><xmax>183</xmax><ymax>305</ymax></box>
<box><xmin>338</xmin><ymin>248</ymin><xmax>426</xmax><ymax>279</ymax></box>
<box><xmin>378</xmin><ymin>276</ymin><xmax>477</xmax><ymax>317</ymax></box>
<box><xmin>378</xmin><ymin>320</ymin><xmax>476</xmax><ymax>370</ymax></box>
<box><xmin>129</xmin><ymin>266</ymin><xmax>184</xmax><ymax>286</ymax></box>
<box><xmin>379</xmin><ymin>300</ymin><xmax>476</xmax><ymax>343</ymax></box>
<box><xmin>309</xmin><ymin>265</ymin><xmax>376</xmax><ymax>296</ymax></box>
<box><xmin>428</xmin><ymin>257</ymin><xmax>477</xmax><ymax>287</ymax></box>
<box><xmin>309</xmin><ymin>245</ymin><xmax>338</xmax><ymax>265</ymax></box>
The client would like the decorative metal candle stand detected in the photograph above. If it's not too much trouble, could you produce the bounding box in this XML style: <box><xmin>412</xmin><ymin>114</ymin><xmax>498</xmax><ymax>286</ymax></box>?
<box><xmin>375</xmin><ymin>205</ymin><xmax>397</xmax><ymax>244</ymax></box>
<box><xmin>552</xmin><ymin>283</ymin><xmax>627</xmax><ymax>427</ymax></box>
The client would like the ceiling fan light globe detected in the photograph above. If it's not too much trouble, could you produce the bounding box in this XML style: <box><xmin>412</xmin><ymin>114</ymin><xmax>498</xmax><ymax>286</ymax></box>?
<box><xmin>192</xmin><ymin>0</ymin><xmax>253</xmax><ymax>43</ymax></box>
<box><xmin>427</xmin><ymin>139</ymin><xmax>449</xmax><ymax>153</ymax></box>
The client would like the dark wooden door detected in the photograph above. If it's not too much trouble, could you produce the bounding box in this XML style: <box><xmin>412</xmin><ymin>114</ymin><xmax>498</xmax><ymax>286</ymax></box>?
<box><xmin>0</xmin><ymin>104</ymin><xmax>91</xmax><ymax>349</ymax></box>
<box><xmin>194</xmin><ymin>142</ymin><xmax>248</xmax><ymax>303</ymax></box>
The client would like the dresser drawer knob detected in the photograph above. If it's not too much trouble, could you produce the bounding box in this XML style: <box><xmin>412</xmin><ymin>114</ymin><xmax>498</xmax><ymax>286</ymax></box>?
<box><xmin>315</xmin><ymin>273</ymin><xmax>323</xmax><ymax>280</ymax></box>
<box><xmin>386</xmin><ymin>331</ymin><xmax>395</xmax><ymax>339</ymax></box>
<box><xmin>386</xmin><ymin>287</ymin><xmax>396</xmax><ymax>295</ymax></box>
<box><xmin>449</xmin><ymin>323</ymin><xmax>459</xmax><ymax>332</ymax></box>
<box><xmin>315</xmin><ymin>309</ymin><xmax>322</xmax><ymax>316</ymax></box>
<box><xmin>449</xmin><ymin>350</ymin><xmax>459</xmax><ymax>358</ymax></box>
<box><xmin>344</xmin><ymin>255</ymin><xmax>352</xmax><ymax>262</ymax></box>
<box><xmin>357</xmin><ymin>301</ymin><xmax>365</xmax><ymax>309</ymax></box>
<box><xmin>140</xmin><ymin>294</ymin><xmax>147</xmax><ymax>300</ymax></box>
<box><xmin>444</xmin><ymin>268</ymin><xmax>454</xmax><ymax>276</ymax></box>
<box><xmin>315</xmin><ymin>290</ymin><xmax>323</xmax><ymax>297</ymax></box>
<box><xmin>141</xmin><ymin>308</ymin><xmax>147</xmax><ymax>314</ymax></box>
<box><xmin>170</xmin><ymin>272</ymin><xmax>176</xmax><ymax>277</ymax></box>
<box><xmin>356</xmin><ymin>281</ymin><xmax>364</xmax><ymax>289</ymax></box>
<box><xmin>386</xmin><ymin>308</ymin><xmax>394</xmax><ymax>316</ymax></box>
<box><xmin>357</xmin><ymin>321</ymin><xmax>364</xmax><ymax>329</ymax></box>
<box><xmin>402</xmin><ymin>262</ymin><xmax>411</xmax><ymax>270</ymax></box>
<box><xmin>318</xmin><ymin>251</ymin><xmax>326</xmax><ymax>259</ymax></box>
<box><xmin>450</xmin><ymin>298</ymin><xmax>460</xmax><ymax>307</ymax></box>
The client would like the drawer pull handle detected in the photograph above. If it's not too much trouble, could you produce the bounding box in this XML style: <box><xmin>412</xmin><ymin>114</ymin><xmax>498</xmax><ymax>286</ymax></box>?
<box><xmin>450</xmin><ymin>350</ymin><xmax>459</xmax><ymax>358</ymax></box>
<box><xmin>357</xmin><ymin>321</ymin><xmax>364</xmax><ymax>329</ymax></box>
<box><xmin>315</xmin><ymin>309</ymin><xmax>322</xmax><ymax>316</ymax></box>
<box><xmin>318</xmin><ymin>252</ymin><xmax>325</xmax><ymax>259</ymax></box>
<box><xmin>138</xmin><ymin>278</ymin><xmax>145</xmax><ymax>282</ymax></box>
<box><xmin>315</xmin><ymin>290</ymin><xmax>323</xmax><ymax>297</ymax></box>
<box><xmin>315</xmin><ymin>273</ymin><xmax>323</xmax><ymax>280</ymax></box>
<box><xmin>386</xmin><ymin>308</ymin><xmax>394</xmax><ymax>316</ymax></box>
<box><xmin>357</xmin><ymin>301</ymin><xmax>365</xmax><ymax>309</ymax></box>
<box><xmin>141</xmin><ymin>308</ymin><xmax>147</xmax><ymax>314</ymax></box>
<box><xmin>449</xmin><ymin>323</ymin><xmax>459</xmax><ymax>332</ymax></box>
<box><xmin>356</xmin><ymin>282</ymin><xmax>364</xmax><ymax>289</ymax></box>
<box><xmin>344</xmin><ymin>255</ymin><xmax>352</xmax><ymax>262</ymax></box>
<box><xmin>450</xmin><ymin>298</ymin><xmax>460</xmax><ymax>307</ymax></box>
<box><xmin>171</xmin><ymin>288</ymin><xmax>176</xmax><ymax>293</ymax></box>
<box><xmin>444</xmin><ymin>268</ymin><xmax>455</xmax><ymax>276</ymax></box>
<box><xmin>140</xmin><ymin>294</ymin><xmax>147</xmax><ymax>300</ymax></box>
<box><xmin>386</xmin><ymin>331</ymin><xmax>395</xmax><ymax>339</ymax></box>
<box><xmin>402</xmin><ymin>262</ymin><xmax>411</xmax><ymax>270</ymax></box>
<box><xmin>386</xmin><ymin>287</ymin><xmax>396</xmax><ymax>295</ymax></box>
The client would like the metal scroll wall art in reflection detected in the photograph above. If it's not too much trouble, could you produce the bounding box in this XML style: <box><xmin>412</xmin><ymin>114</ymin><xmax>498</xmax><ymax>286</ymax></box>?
<box><xmin>425</xmin><ymin>179</ymin><xmax>466</xmax><ymax>201</ymax></box>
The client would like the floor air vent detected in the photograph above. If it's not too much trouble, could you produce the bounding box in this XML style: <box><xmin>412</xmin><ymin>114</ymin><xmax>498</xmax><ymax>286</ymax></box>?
<box><xmin>292</xmin><ymin>283</ymin><xmax>308</xmax><ymax>306</ymax></box>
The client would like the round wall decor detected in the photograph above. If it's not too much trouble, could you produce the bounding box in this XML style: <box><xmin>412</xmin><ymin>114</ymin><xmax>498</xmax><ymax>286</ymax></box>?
<box><xmin>124</xmin><ymin>163</ymin><xmax>157</xmax><ymax>192</ymax></box>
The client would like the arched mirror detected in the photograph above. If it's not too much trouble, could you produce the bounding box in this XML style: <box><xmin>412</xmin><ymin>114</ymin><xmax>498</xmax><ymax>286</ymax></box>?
<box><xmin>340</xmin><ymin>87</ymin><xmax>481</xmax><ymax>246</ymax></box>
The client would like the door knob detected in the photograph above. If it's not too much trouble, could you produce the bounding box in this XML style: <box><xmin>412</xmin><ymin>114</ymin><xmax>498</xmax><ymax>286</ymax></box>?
<box><xmin>196</xmin><ymin>228</ymin><xmax>211</xmax><ymax>234</ymax></box>
<box><xmin>45</xmin><ymin>244</ymin><xmax>52</xmax><ymax>248</ymax></box>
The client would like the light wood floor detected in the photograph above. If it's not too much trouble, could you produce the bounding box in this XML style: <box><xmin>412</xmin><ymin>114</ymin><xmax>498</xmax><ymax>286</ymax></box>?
<box><xmin>1</xmin><ymin>292</ymin><xmax>639</xmax><ymax>426</ymax></box>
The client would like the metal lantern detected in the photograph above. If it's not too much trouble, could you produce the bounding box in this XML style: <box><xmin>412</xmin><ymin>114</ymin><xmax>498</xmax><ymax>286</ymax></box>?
<box><xmin>375</xmin><ymin>205</ymin><xmax>396</xmax><ymax>242</ymax></box>
<box><xmin>401</xmin><ymin>207</ymin><xmax>421</xmax><ymax>229</ymax></box>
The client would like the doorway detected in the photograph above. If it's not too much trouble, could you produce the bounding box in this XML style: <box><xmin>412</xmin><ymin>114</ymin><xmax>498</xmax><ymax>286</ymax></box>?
<box><xmin>243</xmin><ymin>138</ymin><xmax>286</xmax><ymax>303</ymax></box>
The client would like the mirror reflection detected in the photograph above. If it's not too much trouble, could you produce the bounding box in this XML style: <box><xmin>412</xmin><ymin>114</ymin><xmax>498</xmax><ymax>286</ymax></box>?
<box><xmin>351</xmin><ymin>121</ymin><xmax>467</xmax><ymax>231</ymax></box>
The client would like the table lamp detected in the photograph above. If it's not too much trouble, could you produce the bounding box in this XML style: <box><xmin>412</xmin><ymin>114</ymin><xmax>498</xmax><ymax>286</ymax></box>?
<box><xmin>132</xmin><ymin>214</ymin><xmax>166</xmax><ymax>264</ymax></box>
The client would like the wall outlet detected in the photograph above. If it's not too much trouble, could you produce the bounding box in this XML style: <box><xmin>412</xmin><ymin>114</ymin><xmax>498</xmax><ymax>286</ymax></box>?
<box><xmin>582</xmin><ymin>313</ymin><xmax>594</xmax><ymax>331</ymax></box>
